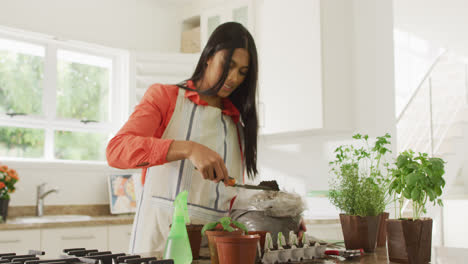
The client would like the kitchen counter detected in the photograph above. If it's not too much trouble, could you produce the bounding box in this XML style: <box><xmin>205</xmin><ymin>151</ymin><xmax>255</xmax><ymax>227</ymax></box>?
<box><xmin>142</xmin><ymin>246</ymin><xmax>390</xmax><ymax>264</ymax></box>
<box><xmin>0</xmin><ymin>214</ymin><xmax>134</xmax><ymax>230</ymax></box>
<box><xmin>179</xmin><ymin>247</ymin><xmax>466</xmax><ymax>263</ymax></box>
<box><xmin>0</xmin><ymin>204</ymin><xmax>134</xmax><ymax>230</ymax></box>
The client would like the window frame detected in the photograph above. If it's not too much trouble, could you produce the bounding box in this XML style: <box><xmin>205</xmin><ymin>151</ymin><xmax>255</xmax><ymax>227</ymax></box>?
<box><xmin>0</xmin><ymin>26</ymin><xmax>130</xmax><ymax>164</ymax></box>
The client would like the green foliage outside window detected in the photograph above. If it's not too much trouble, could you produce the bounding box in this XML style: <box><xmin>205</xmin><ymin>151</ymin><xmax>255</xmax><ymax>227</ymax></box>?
<box><xmin>0</xmin><ymin>48</ymin><xmax>109</xmax><ymax>161</ymax></box>
<box><xmin>56</xmin><ymin>60</ymin><xmax>109</xmax><ymax>122</ymax></box>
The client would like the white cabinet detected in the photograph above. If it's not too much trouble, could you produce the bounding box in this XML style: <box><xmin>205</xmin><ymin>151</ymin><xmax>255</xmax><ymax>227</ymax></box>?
<box><xmin>108</xmin><ymin>225</ymin><xmax>133</xmax><ymax>253</ymax></box>
<box><xmin>0</xmin><ymin>229</ymin><xmax>40</xmax><ymax>253</ymax></box>
<box><xmin>200</xmin><ymin>0</ymin><xmax>255</xmax><ymax>47</ymax></box>
<box><xmin>0</xmin><ymin>224</ymin><xmax>133</xmax><ymax>255</ymax></box>
<box><xmin>41</xmin><ymin>226</ymin><xmax>107</xmax><ymax>257</ymax></box>
<box><xmin>257</xmin><ymin>0</ymin><xmax>323</xmax><ymax>134</ymax></box>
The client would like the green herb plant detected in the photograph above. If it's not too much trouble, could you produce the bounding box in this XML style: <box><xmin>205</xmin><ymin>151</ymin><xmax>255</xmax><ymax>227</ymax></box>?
<box><xmin>201</xmin><ymin>216</ymin><xmax>248</xmax><ymax>235</ymax></box>
<box><xmin>389</xmin><ymin>150</ymin><xmax>445</xmax><ymax>220</ymax></box>
<box><xmin>328</xmin><ymin>133</ymin><xmax>393</xmax><ymax>216</ymax></box>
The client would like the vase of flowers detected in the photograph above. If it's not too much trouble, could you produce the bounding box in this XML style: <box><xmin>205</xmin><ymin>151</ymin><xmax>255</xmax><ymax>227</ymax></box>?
<box><xmin>0</xmin><ymin>163</ymin><xmax>19</xmax><ymax>222</ymax></box>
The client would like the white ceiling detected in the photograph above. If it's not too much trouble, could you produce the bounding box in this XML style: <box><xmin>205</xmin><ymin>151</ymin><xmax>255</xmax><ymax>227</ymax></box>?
<box><xmin>394</xmin><ymin>0</ymin><xmax>468</xmax><ymax>58</ymax></box>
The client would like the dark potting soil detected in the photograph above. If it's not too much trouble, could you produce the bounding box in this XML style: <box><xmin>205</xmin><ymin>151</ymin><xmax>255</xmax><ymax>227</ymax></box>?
<box><xmin>258</xmin><ymin>180</ymin><xmax>280</xmax><ymax>191</ymax></box>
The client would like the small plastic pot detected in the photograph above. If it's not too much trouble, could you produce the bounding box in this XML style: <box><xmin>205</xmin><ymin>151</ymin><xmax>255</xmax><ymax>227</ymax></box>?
<box><xmin>205</xmin><ymin>230</ymin><xmax>243</xmax><ymax>264</ymax></box>
<box><xmin>170</xmin><ymin>224</ymin><xmax>204</xmax><ymax>260</ymax></box>
<box><xmin>186</xmin><ymin>224</ymin><xmax>203</xmax><ymax>259</ymax></box>
<box><xmin>215</xmin><ymin>234</ymin><xmax>260</xmax><ymax>264</ymax></box>
<box><xmin>248</xmin><ymin>230</ymin><xmax>268</xmax><ymax>250</ymax></box>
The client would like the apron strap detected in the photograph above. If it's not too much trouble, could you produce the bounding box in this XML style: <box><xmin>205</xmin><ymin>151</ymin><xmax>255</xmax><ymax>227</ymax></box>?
<box><xmin>236</xmin><ymin>125</ymin><xmax>245</xmax><ymax>184</ymax></box>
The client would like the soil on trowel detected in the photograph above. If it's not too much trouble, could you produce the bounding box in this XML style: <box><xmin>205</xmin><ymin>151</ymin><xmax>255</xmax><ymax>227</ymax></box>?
<box><xmin>258</xmin><ymin>180</ymin><xmax>280</xmax><ymax>191</ymax></box>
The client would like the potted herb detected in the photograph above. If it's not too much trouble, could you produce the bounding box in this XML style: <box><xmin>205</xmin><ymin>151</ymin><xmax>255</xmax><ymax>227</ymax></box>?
<box><xmin>387</xmin><ymin>150</ymin><xmax>445</xmax><ymax>264</ymax></box>
<box><xmin>202</xmin><ymin>216</ymin><xmax>247</xmax><ymax>264</ymax></box>
<box><xmin>328</xmin><ymin>133</ymin><xmax>392</xmax><ymax>252</ymax></box>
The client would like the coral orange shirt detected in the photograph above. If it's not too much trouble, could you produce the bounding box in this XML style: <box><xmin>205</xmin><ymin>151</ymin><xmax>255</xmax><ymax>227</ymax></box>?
<box><xmin>106</xmin><ymin>80</ymin><xmax>241</xmax><ymax>185</ymax></box>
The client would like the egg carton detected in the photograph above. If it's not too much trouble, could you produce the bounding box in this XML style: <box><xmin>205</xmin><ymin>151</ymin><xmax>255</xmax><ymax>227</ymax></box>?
<box><xmin>261</xmin><ymin>244</ymin><xmax>327</xmax><ymax>264</ymax></box>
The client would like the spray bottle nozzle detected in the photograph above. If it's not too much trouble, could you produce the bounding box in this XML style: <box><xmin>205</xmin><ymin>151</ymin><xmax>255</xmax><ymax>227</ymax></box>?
<box><xmin>173</xmin><ymin>190</ymin><xmax>190</xmax><ymax>224</ymax></box>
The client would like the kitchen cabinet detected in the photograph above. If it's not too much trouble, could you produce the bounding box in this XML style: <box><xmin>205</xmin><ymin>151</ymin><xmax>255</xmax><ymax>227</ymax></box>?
<box><xmin>0</xmin><ymin>229</ymin><xmax>40</xmax><ymax>253</ymax></box>
<box><xmin>108</xmin><ymin>224</ymin><xmax>133</xmax><ymax>253</ymax></box>
<box><xmin>41</xmin><ymin>226</ymin><xmax>107</xmax><ymax>257</ymax></box>
<box><xmin>257</xmin><ymin>0</ymin><xmax>322</xmax><ymax>134</ymax></box>
<box><xmin>0</xmin><ymin>224</ymin><xmax>133</xmax><ymax>255</ymax></box>
<box><xmin>200</xmin><ymin>0</ymin><xmax>255</xmax><ymax>48</ymax></box>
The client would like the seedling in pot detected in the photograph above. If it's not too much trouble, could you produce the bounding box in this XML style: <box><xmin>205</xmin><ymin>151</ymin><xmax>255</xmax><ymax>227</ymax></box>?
<box><xmin>264</xmin><ymin>232</ymin><xmax>274</xmax><ymax>252</ymax></box>
<box><xmin>277</xmin><ymin>232</ymin><xmax>287</xmax><ymax>249</ymax></box>
<box><xmin>288</xmin><ymin>231</ymin><xmax>303</xmax><ymax>261</ymax></box>
<box><xmin>288</xmin><ymin>231</ymin><xmax>298</xmax><ymax>249</ymax></box>
<box><xmin>201</xmin><ymin>216</ymin><xmax>248</xmax><ymax>235</ymax></box>
<box><xmin>276</xmin><ymin>232</ymin><xmax>292</xmax><ymax>262</ymax></box>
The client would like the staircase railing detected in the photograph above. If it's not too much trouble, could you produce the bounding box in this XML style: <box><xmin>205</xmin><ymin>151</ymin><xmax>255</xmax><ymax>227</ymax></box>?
<box><xmin>396</xmin><ymin>51</ymin><xmax>466</xmax><ymax>156</ymax></box>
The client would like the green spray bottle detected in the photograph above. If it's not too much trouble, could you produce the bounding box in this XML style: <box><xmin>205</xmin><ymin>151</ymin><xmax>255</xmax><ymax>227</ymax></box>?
<box><xmin>164</xmin><ymin>190</ymin><xmax>192</xmax><ymax>264</ymax></box>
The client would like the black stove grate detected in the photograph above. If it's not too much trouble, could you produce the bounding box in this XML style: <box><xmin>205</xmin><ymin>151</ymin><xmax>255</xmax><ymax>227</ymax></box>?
<box><xmin>0</xmin><ymin>249</ymin><xmax>173</xmax><ymax>264</ymax></box>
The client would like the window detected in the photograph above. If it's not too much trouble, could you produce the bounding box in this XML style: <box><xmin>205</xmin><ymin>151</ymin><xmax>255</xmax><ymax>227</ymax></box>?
<box><xmin>0</xmin><ymin>28</ymin><xmax>129</xmax><ymax>162</ymax></box>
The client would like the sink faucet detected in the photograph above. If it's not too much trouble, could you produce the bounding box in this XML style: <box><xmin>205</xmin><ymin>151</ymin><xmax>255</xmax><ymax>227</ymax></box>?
<box><xmin>36</xmin><ymin>183</ymin><xmax>59</xmax><ymax>217</ymax></box>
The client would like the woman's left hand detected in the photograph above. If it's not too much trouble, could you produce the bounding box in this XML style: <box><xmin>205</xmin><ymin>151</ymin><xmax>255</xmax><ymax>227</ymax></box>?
<box><xmin>297</xmin><ymin>218</ymin><xmax>307</xmax><ymax>241</ymax></box>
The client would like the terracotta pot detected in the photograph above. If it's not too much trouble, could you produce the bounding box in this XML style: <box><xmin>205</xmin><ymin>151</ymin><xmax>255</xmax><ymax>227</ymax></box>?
<box><xmin>186</xmin><ymin>224</ymin><xmax>203</xmax><ymax>259</ymax></box>
<box><xmin>339</xmin><ymin>213</ymin><xmax>381</xmax><ymax>253</ymax></box>
<box><xmin>377</xmin><ymin>212</ymin><xmax>390</xmax><ymax>247</ymax></box>
<box><xmin>247</xmin><ymin>230</ymin><xmax>268</xmax><ymax>249</ymax></box>
<box><xmin>0</xmin><ymin>198</ymin><xmax>9</xmax><ymax>222</ymax></box>
<box><xmin>386</xmin><ymin>218</ymin><xmax>432</xmax><ymax>264</ymax></box>
<box><xmin>215</xmin><ymin>235</ymin><xmax>260</xmax><ymax>264</ymax></box>
<box><xmin>205</xmin><ymin>230</ymin><xmax>243</xmax><ymax>264</ymax></box>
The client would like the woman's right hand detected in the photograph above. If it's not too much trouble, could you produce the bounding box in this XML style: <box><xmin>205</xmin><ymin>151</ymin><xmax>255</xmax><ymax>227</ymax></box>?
<box><xmin>188</xmin><ymin>141</ymin><xmax>229</xmax><ymax>183</ymax></box>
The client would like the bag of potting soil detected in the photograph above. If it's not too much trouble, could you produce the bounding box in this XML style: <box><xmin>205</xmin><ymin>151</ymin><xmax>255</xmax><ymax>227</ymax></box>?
<box><xmin>230</xmin><ymin>186</ymin><xmax>306</xmax><ymax>244</ymax></box>
<box><xmin>231</xmin><ymin>188</ymin><xmax>306</xmax><ymax>217</ymax></box>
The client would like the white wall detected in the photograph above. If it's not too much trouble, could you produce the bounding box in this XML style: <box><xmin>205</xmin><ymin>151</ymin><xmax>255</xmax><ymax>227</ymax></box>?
<box><xmin>6</xmin><ymin>161</ymin><xmax>139</xmax><ymax>206</ymax></box>
<box><xmin>255</xmin><ymin>130</ymin><xmax>354</xmax><ymax>193</ymax></box>
<box><xmin>394</xmin><ymin>0</ymin><xmax>468</xmax><ymax>58</ymax></box>
<box><xmin>0</xmin><ymin>0</ymin><xmax>181</xmax><ymax>52</ymax></box>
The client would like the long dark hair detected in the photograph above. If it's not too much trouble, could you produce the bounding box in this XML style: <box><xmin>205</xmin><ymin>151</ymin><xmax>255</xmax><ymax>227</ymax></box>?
<box><xmin>178</xmin><ymin>22</ymin><xmax>258</xmax><ymax>179</ymax></box>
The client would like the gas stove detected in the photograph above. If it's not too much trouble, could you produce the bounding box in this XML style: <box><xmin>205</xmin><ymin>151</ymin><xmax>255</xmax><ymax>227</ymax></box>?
<box><xmin>0</xmin><ymin>249</ymin><xmax>173</xmax><ymax>264</ymax></box>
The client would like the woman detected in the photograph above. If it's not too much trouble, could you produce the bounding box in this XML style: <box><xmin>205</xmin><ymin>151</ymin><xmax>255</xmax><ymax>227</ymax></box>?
<box><xmin>106</xmin><ymin>22</ymin><xmax>259</xmax><ymax>253</ymax></box>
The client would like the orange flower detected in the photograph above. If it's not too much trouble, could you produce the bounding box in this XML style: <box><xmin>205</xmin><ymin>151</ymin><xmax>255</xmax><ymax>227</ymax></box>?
<box><xmin>0</xmin><ymin>165</ymin><xmax>8</xmax><ymax>173</ymax></box>
<box><xmin>7</xmin><ymin>169</ymin><xmax>18</xmax><ymax>180</ymax></box>
<box><xmin>0</xmin><ymin>182</ymin><xmax>5</xmax><ymax>189</ymax></box>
